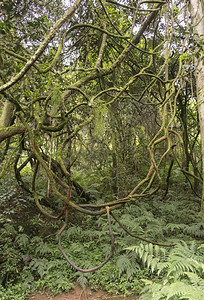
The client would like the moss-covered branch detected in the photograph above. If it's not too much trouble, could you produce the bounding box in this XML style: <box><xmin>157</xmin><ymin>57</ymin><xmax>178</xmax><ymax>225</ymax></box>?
<box><xmin>0</xmin><ymin>125</ymin><xmax>26</xmax><ymax>143</ymax></box>
<box><xmin>0</xmin><ymin>0</ymin><xmax>82</xmax><ymax>92</ymax></box>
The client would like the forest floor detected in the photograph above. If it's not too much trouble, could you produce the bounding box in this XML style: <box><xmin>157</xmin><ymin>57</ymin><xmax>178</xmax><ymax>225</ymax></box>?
<box><xmin>27</xmin><ymin>284</ymin><xmax>139</xmax><ymax>300</ymax></box>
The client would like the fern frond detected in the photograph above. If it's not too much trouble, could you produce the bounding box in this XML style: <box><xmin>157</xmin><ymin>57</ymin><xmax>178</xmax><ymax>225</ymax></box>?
<box><xmin>165</xmin><ymin>242</ymin><xmax>203</xmax><ymax>277</ymax></box>
<box><xmin>127</xmin><ymin>243</ymin><xmax>167</xmax><ymax>273</ymax></box>
<box><xmin>29</xmin><ymin>258</ymin><xmax>48</xmax><ymax>278</ymax></box>
<box><xmin>184</xmin><ymin>223</ymin><xmax>204</xmax><ymax>238</ymax></box>
<box><xmin>15</xmin><ymin>233</ymin><xmax>29</xmax><ymax>248</ymax></box>
<box><xmin>66</xmin><ymin>226</ymin><xmax>82</xmax><ymax>239</ymax></box>
<box><xmin>180</xmin><ymin>289</ymin><xmax>204</xmax><ymax>300</ymax></box>
<box><xmin>35</xmin><ymin>241</ymin><xmax>53</xmax><ymax>255</ymax></box>
<box><xmin>141</xmin><ymin>242</ymin><xmax>204</xmax><ymax>300</ymax></box>
<box><xmin>116</xmin><ymin>255</ymin><xmax>131</xmax><ymax>275</ymax></box>
<box><xmin>140</xmin><ymin>281</ymin><xmax>165</xmax><ymax>300</ymax></box>
<box><xmin>116</xmin><ymin>255</ymin><xmax>138</xmax><ymax>279</ymax></box>
<box><xmin>157</xmin><ymin>261</ymin><xmax>170</xmax><ymax>275</ymax></box>
<box><xmin>76</xmin><ymin>272</ymin><xmax>88</xmax><ymax>290</ymax></box>
<box><xmin>164</xmin><ymin>281</ymin><xmax>190</xmax><ymax>299</ymax></box>
<box><xmin>184</xmin><ymin>272</ymin><xmax>204</xmax><ymax>287</ymax></box>
<box><xmin>164</xmin><ymin>223</ymin><xmax>186</xmax><ymax>234</ymax></box>
<box><xmin>166</xmin><ymin>281</ymin><xmax>204</xmax><ymax>300</ymax></box>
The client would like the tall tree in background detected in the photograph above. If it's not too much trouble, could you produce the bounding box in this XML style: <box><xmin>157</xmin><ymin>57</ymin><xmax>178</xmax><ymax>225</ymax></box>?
<box><xmin>189</xmin><ymin>0</ymin><xmax>204</xmax><ymax>226</ymax></box>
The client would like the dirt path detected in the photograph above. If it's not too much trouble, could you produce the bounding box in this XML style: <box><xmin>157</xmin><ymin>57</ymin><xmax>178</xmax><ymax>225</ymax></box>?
<box><xmin>27</xmin><ymin>285</ymin><xmax>139</xmax><ymax>300</ymax></box>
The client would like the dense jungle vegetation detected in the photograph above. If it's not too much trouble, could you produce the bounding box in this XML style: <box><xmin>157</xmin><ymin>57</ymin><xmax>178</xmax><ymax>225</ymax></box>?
<box><xmin>0</xmin><ymin>0</ymin><xmax>204</xmax><ymax>299</ymax></box>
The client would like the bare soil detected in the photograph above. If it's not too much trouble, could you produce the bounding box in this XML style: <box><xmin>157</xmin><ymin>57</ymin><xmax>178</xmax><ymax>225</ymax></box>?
<box><xmin>27</xmin><ymin>284</ymin><xmax>139</xmax><ymax>300</ymax></box>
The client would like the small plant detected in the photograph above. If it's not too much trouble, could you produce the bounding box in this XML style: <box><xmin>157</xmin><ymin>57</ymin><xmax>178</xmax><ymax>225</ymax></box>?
<box><xmin>0</xmin><ymin>283</ymin><xmax>30</xmax><ymax>300</ymax></box>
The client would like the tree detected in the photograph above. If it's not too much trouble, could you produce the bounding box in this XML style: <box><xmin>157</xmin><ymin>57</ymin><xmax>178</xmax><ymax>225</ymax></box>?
<box><xmin>189</xmin><ymin>0</ymin><xmax>204</xmax><ymax>226</ymax></box>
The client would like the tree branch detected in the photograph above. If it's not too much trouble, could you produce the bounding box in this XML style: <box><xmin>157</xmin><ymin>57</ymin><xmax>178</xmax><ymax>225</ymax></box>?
<box><xmin>0</xmin><ymin>0</ymin><xmax>82</xmax><ymax>92</ymax></box>
<box><xmin>0</xmin><ymin>125</ymin><xmax>26</xmax><ymax>143</ymax></box>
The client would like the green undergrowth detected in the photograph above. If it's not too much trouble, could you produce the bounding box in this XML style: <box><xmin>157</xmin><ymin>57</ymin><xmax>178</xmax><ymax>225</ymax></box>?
<box><xmin>129</xmin><ymin>242</ymin><xmax>204</xmax><ymax>300</ymax></box>
<box><xmin>0</xmin><ymin>178</ymin><xmax>204</xmax><ymax>300</ymax></box>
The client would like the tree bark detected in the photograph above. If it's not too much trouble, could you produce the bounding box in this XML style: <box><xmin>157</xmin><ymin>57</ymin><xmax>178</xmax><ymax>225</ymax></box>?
<box><xmin>189</xmin><ymin>0</ymin><xmax>204</xmax><ymax>226</ymax></box>
<box><xmin>0</xmin><ymin>125</ymin><xmax>25</xmax><ymax>143</ymax></box>
<box><xmin>0</xmin><ymin>101</ymin><xmax>14</xmax><ymax>127</ymax></box>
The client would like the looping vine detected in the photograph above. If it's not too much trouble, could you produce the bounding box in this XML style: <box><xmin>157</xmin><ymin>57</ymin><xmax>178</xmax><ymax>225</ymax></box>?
<box><xmin>58</xmin><ymin>206</ymin><xmax>115</xmax><ymax>273</ymax></box>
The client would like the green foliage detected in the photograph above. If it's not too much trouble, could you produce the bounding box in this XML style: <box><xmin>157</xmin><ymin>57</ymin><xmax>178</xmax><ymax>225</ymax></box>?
<box><xmin>116</xmin><ymin>254</ymin><xmax>139</xmax><ymax>279</ymax></box>
<box><xmin>128</xmin><ymin>242</ymin><xmax>204</xmax><ymax>300</ymax></box>
<box><xmin>0</xmin><ymin>182</ymin><xmax>148</xmax><ymax>298</ymax></box>
<box><xmin>88</xmin><ymin>259</ymin><xmax>148</xmax><ymax>295</ymax></box>
<box><xmin>0</xmin><ymin>284</ymin><xmax>29</xmax><ymax>300</ymax></box>
<box><xmin>1</xmin><ymin>177</ymin><xmax>204</xmax><ymax>299</ymax></box>
<box><xmin>127</xmin><ymin>243</ymin><xmax>167</xmax><ymax>273</ymax></box>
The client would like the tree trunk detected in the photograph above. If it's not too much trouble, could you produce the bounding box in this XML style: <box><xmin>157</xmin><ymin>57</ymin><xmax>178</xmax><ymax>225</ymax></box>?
<box><xmin>0</xmin><ymin>100</ymin><xmax>14</xmax><ymax>127</ymax></box>
<box><xmin>189</xmin><ymin>0</ymin><xmax>204</xmax><ymax>226</ymax></box>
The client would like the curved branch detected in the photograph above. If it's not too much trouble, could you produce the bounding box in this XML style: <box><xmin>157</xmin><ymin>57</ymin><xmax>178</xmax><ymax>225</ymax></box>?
<box><xmin>62</xmin><ymin>2</ymin><xmax>165</xmax><ymax>101</ymax></box>
<box><xmin>58</xmin><ymin>206</ymin><xmax>115</xmax><ymax>272</ymax></box>
<box><xmin>2</xmin><ymin>48</ymin><xmax>41</xmax><ymax>72</ymax></box>
<box><xmin>98</xmin><ymin>0</ymin><xmax>122</xmax><ymax>35</ymax></box>
<box><xmin>111</xmin><ymin>212</ymin><xmax>204</xmax><ymax>247</ymax></box>
<box><xmin>34</xmin><ymin>191</ymin><xmax>66</xmax><ymax>219</ymax></box>
<box><xmin>105</xmin><ymin>0</ymin><xmax>137</xmax><ymax>10</ymax></box>
<box><xmin>66</xmin><ymin>23</ymin><xmax>129</xmax><ymax>40</ymax></box>
<box><xmin>14</xmin><ymin>139</ymin><xmax>32</xmax><ymax>194</ymax></box>
<box><xmin>59</xmin><ymin>115</ymin><xmax>94</xmax><ymax>153</ymax></box>
<box><xmin>41</xmin><ymin>36</ymin><xmax>64</xmax><ymax>73</ymax></box>
<box><xmin>0</xmin><ymin>125</ymin><xmax>26</xmax><ymax>143</ymax></box>
<box><xmin>111</xmin><ymin>212</ymin><xmax>176</xmax><ymax>247</ymax></box>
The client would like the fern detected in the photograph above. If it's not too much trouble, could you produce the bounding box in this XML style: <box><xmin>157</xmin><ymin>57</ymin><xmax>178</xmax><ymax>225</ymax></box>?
<box><xmin>137</xmin><ymin>242</ymin><xmax>204</xmax><ymax>300</ymax></box>
<box><xmin>35</xmin><ymin>241</ymin><xmax>53</xmax><ymax>255</ymax></box>
<box><xmin>136</xmin><ymin>213</ymin><xmax>166</xmax><ymax>239</ymax></box>
<box><xmin>184</xmin><ymin>222</ymin><xmax>204</xmax><ymax>238</ymax></box>
<box><xmin>164</xmin><ymin>223</ymin><xmax>187</xmax><ymax>234</ymax></box>
<box><xmin>162</xmin><ymin>242</ymin><xmax>204</xmax><ymax>277</ymax></box>
<box><xmin>127</xmin><ymin>243</ymin><xmax>167</xmax><ymax>272</ymax></box>
<box><xmin>116</xmin><ymin>254</ymin><xmax>139</xmax><ymax>280</ymax></box>
<box><xmin>15</xmin><ymin>233</ymin><xmax>29</xmax><ymax>248</ymax></box>
<box><xmin>141</xmin><ymin>279</ymin><xmax>204</xmax><ymax>300</ymax></box>
<box><xmin>184</xmin><ymin>272</ymin><xmax>204</xmax><ymax>287</ymax></box>
<box><xmin>76</xmin><ymin>272</ymin><xmax>89</xmax><ymax>290</ymax></box>
<box><xmin>120</xmin><ymin>213</ymin><xmax>144</xmax><ymax>235</ymax></box>
<box><xmin>29</xmin><ymin>258</ymin><xmax>49</xmax><ymax>278</ymax></box>
<box><xmin>66</xmin><ymin>226</ymin><xmax>82</xmax><ymax>240</ymax></box>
